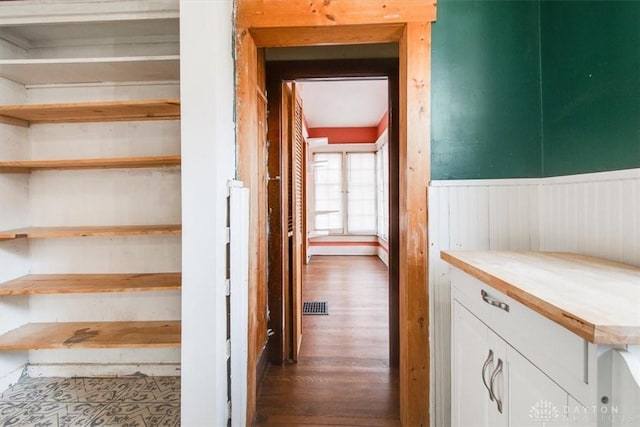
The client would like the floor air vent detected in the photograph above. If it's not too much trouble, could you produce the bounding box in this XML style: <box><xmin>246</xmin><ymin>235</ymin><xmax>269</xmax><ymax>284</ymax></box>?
<box><xmin>303</xmin><ymin>301</ymin><xmax>328</xmax><ymax>315</ymax></box>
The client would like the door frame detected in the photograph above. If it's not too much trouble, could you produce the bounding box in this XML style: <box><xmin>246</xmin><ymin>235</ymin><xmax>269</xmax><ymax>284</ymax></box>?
<box><xmin>236</xmin><ymin>2</ymin><xmax>436</xmax><ymax>425</ymax></box>
<box><xmin>265</xmin><ymin>59</ymin><xmax>401</xmax><ymax>369</ymax></box>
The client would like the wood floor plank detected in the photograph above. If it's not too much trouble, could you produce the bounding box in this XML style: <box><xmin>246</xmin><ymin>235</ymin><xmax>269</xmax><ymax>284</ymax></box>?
<box><xmin>256</xmin><ymin>255</ymin><xmax>398</xmax><ymax>426</ymax></box>
<box><xmin>257</xmin><ymin>415</ymin><xmax>400</xmax><ymax>426</ymax></box>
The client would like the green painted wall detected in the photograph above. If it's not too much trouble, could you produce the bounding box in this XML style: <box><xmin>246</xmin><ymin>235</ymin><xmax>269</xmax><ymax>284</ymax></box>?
<box><xmin>431</xmin><ymin>0</ymin><xmax>640</xmax><ymax>180</ymax></box>
<box><xmin>540</xmin><ymin>1</ymin><xmax>640</xmax><ymax>177</ymax></box>
<box><xmin>431</xmin><ymin>0</ymin><xmax>543</xmax><ymax>180</ymax></box>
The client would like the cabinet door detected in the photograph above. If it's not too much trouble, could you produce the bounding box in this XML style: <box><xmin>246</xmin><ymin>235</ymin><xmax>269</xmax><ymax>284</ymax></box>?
<box><xmin>507</xmin><ymin>346</ymin><xmax>569</xmax><ymax>427</ymax></box>
<box><xmin>452</xmin><ymin>301</ymin><xmax>493</xmax><ymax>427</ymax></box>
<box><xmin>487</xmin><ymin>329</ymin><xmax>509</xmax><ymax>427</ymax></box>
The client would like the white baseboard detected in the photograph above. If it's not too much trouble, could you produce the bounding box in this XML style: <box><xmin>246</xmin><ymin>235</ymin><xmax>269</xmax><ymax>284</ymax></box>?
<box><xmin>27</xmin><ymin>363</ymin><xmax>181</xmax><ymax>378</ymax></box>
<box><xmin>308</xmin><ymin>246</ymin><xmax>378</xmax><ymax>256</ymax></box>
<box><xmin>377</xmin><ymin>247</ymin><xmax>389</xmax><ymax>266</ymax></box>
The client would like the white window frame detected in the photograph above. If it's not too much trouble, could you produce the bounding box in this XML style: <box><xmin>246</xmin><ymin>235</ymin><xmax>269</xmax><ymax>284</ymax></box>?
<box><xmin>376</xmin><ymin>141</ymin><xmax>389</xmax><ymax>241</ymax></box>
<box><xmin>310</xmin><ymin>149</ymin><xmax>379</xmax><ymax>236</ymax></box>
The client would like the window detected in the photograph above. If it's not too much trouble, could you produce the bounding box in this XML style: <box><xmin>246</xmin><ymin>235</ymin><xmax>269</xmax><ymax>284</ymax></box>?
<box><xmin>313</xmin><ymin>153</ymin><xmax>343</xmax><ymax>233</ymax></box>
<box><xmin>312</xmin><ymin>152</ymin><xmax>377</xmax><ymax>234</ymax></box>
<box><xmin>376</xmin><ymin>142</ymin><xmax>389</xmax><ymax>240</ymax></box>
<box><xmin>347</xmin><ymin>153</ymin><xmax>377</xmax><ymax>233</ymax></box>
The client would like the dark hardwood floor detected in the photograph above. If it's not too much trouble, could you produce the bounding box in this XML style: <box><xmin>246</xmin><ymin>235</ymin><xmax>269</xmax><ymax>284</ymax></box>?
<box><xmin>255</xmin><ymin>255</ymin><xmax>399</xmax><ymax>426</ymax></box>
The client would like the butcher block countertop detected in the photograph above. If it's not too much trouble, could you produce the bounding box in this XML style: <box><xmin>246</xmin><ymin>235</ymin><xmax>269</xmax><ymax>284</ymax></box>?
<box><xmin>441</xmin><ymin>251</ymin><xmax>640</xmax><ymax>345</ymax></box>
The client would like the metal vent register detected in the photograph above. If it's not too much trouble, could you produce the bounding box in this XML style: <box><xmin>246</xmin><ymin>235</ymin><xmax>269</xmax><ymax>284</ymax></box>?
<box><xmin>303</xmin><ymin>301</ymin><xmax>328</xmax><ymax>315</ymax></box>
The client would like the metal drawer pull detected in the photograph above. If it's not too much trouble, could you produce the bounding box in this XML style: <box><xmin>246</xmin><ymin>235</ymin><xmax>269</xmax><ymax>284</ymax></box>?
<box><xmin>481</xmin><ymin>290</ymin><xmax>509</xmax><ymax>312</ymax></box>
<box><xmin>481</xmin><ymin>349</ymin><xmax>494</xmax><ymax>401</ymax></box>
<box><xmin>490</xmin><ymin>358</ymin><xmax>504</xmax><ymax>414</ymax></box>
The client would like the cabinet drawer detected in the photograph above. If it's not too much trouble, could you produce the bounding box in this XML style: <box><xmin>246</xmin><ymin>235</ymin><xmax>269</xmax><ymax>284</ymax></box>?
<box><xmin>451</xmin><ymin>268</ymin><xmax>596</xmax><ymax>405</ymax></box>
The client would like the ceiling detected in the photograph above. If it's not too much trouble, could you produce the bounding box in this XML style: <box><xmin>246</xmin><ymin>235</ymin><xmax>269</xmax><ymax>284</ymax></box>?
<box><xmin>297</xmin><ymin>79</ymin><xmax>388</xmax><ymax>128</ymax></box>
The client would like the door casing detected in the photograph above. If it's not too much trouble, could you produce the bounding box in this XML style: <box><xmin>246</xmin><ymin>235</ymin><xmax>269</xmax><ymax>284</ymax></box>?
<box><xmin>236</xmin><ymin>2</ymin><xmax>436</xmax><ymax>425</ymax></box>
<box><xmin>265</xmin><ymin>59</ymin><xmax>401</xmax><ymax>371</ymax></box>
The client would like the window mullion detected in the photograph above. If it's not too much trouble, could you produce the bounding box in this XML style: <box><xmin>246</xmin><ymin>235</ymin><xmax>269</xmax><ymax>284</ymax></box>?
<box><xmin>342</xmin><ymin>151</ymin><xmax>348</xmax><ymax>235</ymax></box>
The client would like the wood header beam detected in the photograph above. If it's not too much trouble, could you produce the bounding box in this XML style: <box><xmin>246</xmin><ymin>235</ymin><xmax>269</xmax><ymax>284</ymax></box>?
<box><xmin>245</xmin><ymin>24</ymin><xmax>406</xmax><ymax>48</ymax></box>
<box><xmin>237</xmin><ymin>0</ymin><xmax>436</xmax><ymax>30</ymax></box>
<box><xmin>238</xmin><ymin>0</ymin><xmax>436</xmax><ymax>47</ymax></box>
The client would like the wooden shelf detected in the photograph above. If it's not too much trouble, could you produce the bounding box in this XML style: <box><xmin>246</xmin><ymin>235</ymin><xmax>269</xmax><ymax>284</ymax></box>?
<box><xmin>0</xmin><ymin>224</ymin><xmax>181</xmax><ymax>241</ymax></box>
<box><xmin>0</xmin><ymin>55</ymin><xmax>180</xmax><ymax>85</ymax></box>
<box><xmin>0</xmin><ymin>98</ymin><xmax>180</xmax><ymax>127</ymax></box>
<box><xmin>0</xmin><ymin>321</ymin><xmax>180</xmax><ymax>350</ymax></box>
<box><xmin>0</xmin><ymin>155</ymin><xmax>181</xmax><ymax>173</ymax></box>
<box><xmin>0</xmin><ymin>273</ymin><xmax>181</xmax><ymax>296</ymax></box>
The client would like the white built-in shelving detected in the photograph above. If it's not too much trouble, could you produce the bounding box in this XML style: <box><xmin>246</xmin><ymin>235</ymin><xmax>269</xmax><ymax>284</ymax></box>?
<box><xmin>0</xmin><ymin>2</ymin><xmax>181</xmax><ymax>362</ymax></box>
<box><xmin>0</xmin><ymin>56</ymin><xmax>179</xmax><ymax>85</ymax></box>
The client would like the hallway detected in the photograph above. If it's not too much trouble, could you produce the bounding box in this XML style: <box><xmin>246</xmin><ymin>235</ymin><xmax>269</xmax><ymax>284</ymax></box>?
<box><xmin>255</xmin><ymin>255</ymin><xmax>399</xmax><ymax>426</ymax></box>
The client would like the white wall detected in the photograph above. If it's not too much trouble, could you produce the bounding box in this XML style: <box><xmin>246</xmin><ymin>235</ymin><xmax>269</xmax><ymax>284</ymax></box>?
<box><xmin>429</xmin><ymin>168</ymin><xmax>640</xmax><ymax>427</ymax></box>
<box><xmin>0</xmin><ymin>40</ymin><xmax>33</xmax><ymax>390</ymax></box>
<box><xmin>180</xmin><ymin>0</ymin><xmax>235</xmax><ymax>425</ymax></box>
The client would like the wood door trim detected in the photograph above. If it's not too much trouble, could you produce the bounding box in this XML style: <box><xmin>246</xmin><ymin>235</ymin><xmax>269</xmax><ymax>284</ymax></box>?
<box><xmin>237</xmin><ymin>0</ymin><xmax>436</xmax><ymax>33</ymax></box>
<box><xmin>399</xmin><ymin>23</ymin><xmax>432</xmax><ymax>425</ymax></box>
<box><xmin>237</xmin><ymin>2</ymin><xmax>436</xmax><ymax>424</ymax></box>
<box><xmin>265</xmin><ymin>59</ymin><xmax>400</xmax><ymax>369</ymax></box>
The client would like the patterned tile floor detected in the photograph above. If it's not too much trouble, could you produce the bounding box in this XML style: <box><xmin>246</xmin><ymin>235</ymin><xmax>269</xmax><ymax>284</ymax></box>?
<box><xmin>0</xmin><ymin>376</ymin><xmax>180</xmax><ymax>427</ymax></box>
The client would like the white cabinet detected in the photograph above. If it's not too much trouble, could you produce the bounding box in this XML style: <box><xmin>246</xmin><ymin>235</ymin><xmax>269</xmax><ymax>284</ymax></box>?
<box><xmin>445</xmin><ymin>251</ymin><xmax>640</xmax><ymax>427</ymax></box>
<box><xmin>453</xmin><ymin>300</ymin><xmax>570</xmax><ymax>427</ymax></box>
<box><xmin>508</xmin><ymin>346</ymin><xmax>569</xmax><ymax>427</ymax></box>
<box><xmin>452</xmin><ymin>300</ymin><xmax>506</xmax><ymax>427</ymax></box>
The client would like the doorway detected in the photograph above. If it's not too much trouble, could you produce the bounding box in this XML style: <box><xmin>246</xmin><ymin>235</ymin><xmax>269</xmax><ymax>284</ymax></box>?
<box><xmin>236</xmin><ymin>3</ymin><xmax>435</xmax><ymax>424</ymax></box>
<box><xmin>259</xmin><ymin>65</ymin><xmax>398</xmax><ymax>424</ymax></box>
<box><xmin>265</xmin><ymin>59</ymin><xmax>400</xmax><ymax>369</ymax></box>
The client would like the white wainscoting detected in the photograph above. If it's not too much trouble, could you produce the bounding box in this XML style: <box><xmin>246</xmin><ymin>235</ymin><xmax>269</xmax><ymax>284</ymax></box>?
<box><xmin>429</xmin><ymin>179</ymin><xmax>540</xmax><ymax>427</ymax></box>
<box><xmin>429</xmin><ymin>168</ymin><xmax>640</xmax><ymax>427</ymax></box>
<box><xmin>539</xmin><ymin>169</ymin><xmax>640</xmax><ymax>267</ymax></box>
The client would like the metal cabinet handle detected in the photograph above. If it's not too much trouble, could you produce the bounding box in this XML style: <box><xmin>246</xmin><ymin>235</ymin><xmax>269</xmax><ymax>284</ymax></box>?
<box><xmin>481</xmin><ymin>290</ymin><xmax>509</xmax><ymax>312</ymax></box>
<box><xmin>489</xmin><ymin>358</ymin><xmax>504</xmax><ymax>414</ymax></box>
<box><xmin>481</xmin><ymin>349</ymin><xmax>494</xmax><ymax>401</ymax></box>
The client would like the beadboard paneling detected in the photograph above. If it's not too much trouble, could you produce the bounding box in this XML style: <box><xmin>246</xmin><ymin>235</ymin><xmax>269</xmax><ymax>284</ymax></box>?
<box><xmin>429</xmin><ymin>181</ymin><xmax>539</xmax><ymax>427</ymax></box>
<box><xmin>540</xmin><ymin>170</ymin><xmax>640</xmax><ymax>267</ymax></box>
